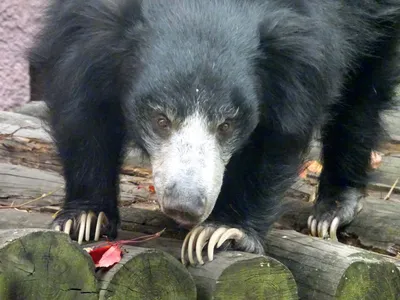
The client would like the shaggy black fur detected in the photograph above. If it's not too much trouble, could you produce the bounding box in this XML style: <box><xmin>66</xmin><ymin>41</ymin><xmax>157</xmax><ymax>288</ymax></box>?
<box><xmin>29</xmin><ymin>0</ymin><xmax>400</xmax><ymax>250</ymax></box>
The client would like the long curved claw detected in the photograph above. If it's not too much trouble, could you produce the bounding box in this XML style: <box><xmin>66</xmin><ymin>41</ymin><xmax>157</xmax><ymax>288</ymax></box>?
<box><xmin>77</xmin><ymin>213</ymin><xmax>87</xmax><ymax>244</ymax></box>
<box><xmin>95</xmin><ymin>211</ymin><xmax>106</xmax><ymax>241</ymax></box>
<box><xmin>329</xmin><ymin>217</ymin><xmax>340</xmax><ymax>241</ymax></box>
<box><xmin>307</xmin><ymin>215</ymin><xmax>313</xmax><ymax>230</ymax></box>
<box><xmin>181</xmin><ymin>231</ymin><xmax>191</xmax><ymax>265</ymax></box>
<box><xmin>196</xmin><ymin>227</ymin><xmax>215</xmax><ymax>265</ymax></box>
<box><xmin>85</xmin><ymin>211</ymin><xmax>96</xmax><ymax>242</ymax></box>
<box><xmin>64</xmin><ymin>219</ymin><xmax>73</xmax><ymax>235</ymax></box>
<box><xmin>317</xmin><ymin>221</ymin><xmax>323</xmax><ymax>237</ymax></box>
<box><xmin>207</xmin><ymin>227</ymin><xmax>228</xmax><ymax>262</ymax></box>
<box><xmin>216</xmin><ymin>228</ymin><xmax>245</xmax><ymax>248</ymax></box>
<box><xmin>310</xmin><ymin>218</ymin><xmax>317</xmax><ymax>237</ymax></box>
<box><xmin>321</xmin><ymin>220</ymin><xmax>329</xmax><ymax>239</ymax></box>
<box><xmin>187</xmin><ymin>226</ymin><xmax>204</xmax><ymax>265</ymax></box>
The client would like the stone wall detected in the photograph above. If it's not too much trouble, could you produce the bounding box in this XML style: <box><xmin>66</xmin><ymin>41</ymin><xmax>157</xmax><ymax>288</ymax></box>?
<box><xmin>0</xmin><ymin>1</ymin><xmax>46</xmax><ymax>110</ymax></box>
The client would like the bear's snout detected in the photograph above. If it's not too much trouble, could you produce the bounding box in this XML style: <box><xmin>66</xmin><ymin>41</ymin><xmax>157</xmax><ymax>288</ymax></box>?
<box><xmin>161</xmin><ymin>183</ymin><xmax>206</xmax><ymax>225</ymax></box>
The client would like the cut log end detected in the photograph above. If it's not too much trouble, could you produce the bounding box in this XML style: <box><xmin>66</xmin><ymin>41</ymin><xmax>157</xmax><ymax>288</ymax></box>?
<box><xmin>0</xmin><ymin>230</ymin><xmax>98</xmax><ymax>300</ymax></box>
<box><xmin>97</xmin><ymin>246</ymin><xmax>197</xmax><ymax>300</ymax></box>
<box><xmin>187</xmin><ymin>251</ymin><xmax>298</xmax><ymax>300</ymax></box>
<box><xmin>335</xmin><ymin>256</ymin><xmax>400</xmax><ymax>299</ymax></box>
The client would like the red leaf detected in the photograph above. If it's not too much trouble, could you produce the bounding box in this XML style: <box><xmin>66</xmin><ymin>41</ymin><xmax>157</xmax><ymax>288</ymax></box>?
<box><xmin>148</xmin><ymin>185</ymin><xmax>156</xmax><ymax>194</ymax></box>
<box><xmin>85</xmin><ymin>229</ymin><xmax>165</xmax><ymax>269</ymax></box>
<box><xmin>87</xmin><ymin>244</ymin><xmax>112</xmax><ymax>265</ymax></box>
<box><xmin>86</xmin><ymin>244</ymin><xmax>122</xmax><ymax>268</ymax></box>
<box><xmin>96</xmin><ymin>245</ymin><xmax>122</xmax><ymax>268</ymax></box>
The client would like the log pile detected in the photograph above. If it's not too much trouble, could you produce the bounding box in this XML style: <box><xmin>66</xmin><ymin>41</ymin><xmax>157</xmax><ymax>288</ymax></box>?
<box><xmin>0</xmin><ymin>106</ymin><xmax>400</xmax><ymax>299</ymax></box>
<box><xmin>0</xmin><ymin>223</ymin><xmax>298</xmax><ymax>299</ymax></box>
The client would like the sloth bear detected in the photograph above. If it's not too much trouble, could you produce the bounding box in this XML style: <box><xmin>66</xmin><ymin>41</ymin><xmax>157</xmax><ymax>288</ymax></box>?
<box><xmin>29</xmin><ymin>0</ymin><xmax>400</xmax><ymax>265</ymax></box>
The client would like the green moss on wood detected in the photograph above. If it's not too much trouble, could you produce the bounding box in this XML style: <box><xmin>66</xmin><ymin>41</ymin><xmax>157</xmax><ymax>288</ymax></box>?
<box><xmin>188</xmin><ymin>252</ymin><xmax>298</xmax><ymax>300</ymax></box>
<box><xmin>0</xmin><ymin>231</ymin><xmax>98</xmax><ymax>300</ymax></box>
<box><xmin>98</xmin><ymin>248</ymin><xmax>196</xmax><ymax>300</ymax></box>
<box><xmin>336</xmin><ymin>260</ymin><xmax>400</xmax><ymax>300</ymax></box>
<box><xmin>214</xmin><ymin>256</ymin><xmax>298</xmax><ymax>300</ymax></box>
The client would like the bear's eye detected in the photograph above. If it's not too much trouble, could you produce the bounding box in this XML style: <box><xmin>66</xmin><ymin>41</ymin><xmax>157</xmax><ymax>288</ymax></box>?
<box><xmin>218</xmin><ymin>121</ymin><xmax>232</xmax><ymax>134</ymax></box>
<box><xmin>157</xmin><ymin>116</ymin><xmax>171</xmax><ymax>130</ymax></box>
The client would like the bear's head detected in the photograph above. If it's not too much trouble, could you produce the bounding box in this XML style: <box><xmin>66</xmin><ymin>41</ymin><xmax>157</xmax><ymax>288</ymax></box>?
<box><xmin>125</xmin><ymin>60</ymin><xmax>260</xmax><ymax>227</ymax></box>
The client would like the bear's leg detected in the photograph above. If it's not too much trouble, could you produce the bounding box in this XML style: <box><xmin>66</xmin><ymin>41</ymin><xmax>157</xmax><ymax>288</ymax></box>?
<box><xmin>308</xmin><ymin>32</ymin><xmax>400</xmax><ymax>240</ymax></box>
<box><xmin>50</xmin><ymin>102</ymin><xmax>126</xmax><ymax>244</ymax></box>
<box><xmin>181</xmin><ymin>126</ymin><xmax>311</xmax><ymax>265</ymax></box>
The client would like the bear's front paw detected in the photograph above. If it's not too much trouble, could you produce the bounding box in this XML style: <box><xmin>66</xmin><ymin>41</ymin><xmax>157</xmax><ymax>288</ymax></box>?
<box><xmin>52</xmin><ymin>209</ymin><xmax>118</xmax><ymax>244</ymax></box>
<box><xmin>308</xmin><ymin>188</ymin><xmax>363</xmax><ymax>240</ymax></box>
<box><xmin>181</xmin><ymin>223</ymin><xmax>265</xmax><ymax>266</ymax></box>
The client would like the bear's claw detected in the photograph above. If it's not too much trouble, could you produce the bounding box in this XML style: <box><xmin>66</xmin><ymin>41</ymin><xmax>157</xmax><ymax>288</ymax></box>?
<box><xmin>307</xmin><ymin>215</ymin><xmax>341</xmax><ymax>240</ymax></box>
<box><xmin>181</xmin><ymin>225</ymin><xmax>246</xmax><ymax>266</ymax></box>
<box><xmin>53</xmin><ymin>211</ymin><xmax>108</xmax><ymax>244</ymax></box>
<box><xmin>307</xmin><ymin>189</ymin><xmax>363</xmax><ymax>240</ymax></box>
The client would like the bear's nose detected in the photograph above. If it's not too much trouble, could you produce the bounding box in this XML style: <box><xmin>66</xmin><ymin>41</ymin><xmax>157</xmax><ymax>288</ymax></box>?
<box><xmin>162</xmin><ymin>184</ymin><xmax>206</xmax><ymax>225</ymax></box>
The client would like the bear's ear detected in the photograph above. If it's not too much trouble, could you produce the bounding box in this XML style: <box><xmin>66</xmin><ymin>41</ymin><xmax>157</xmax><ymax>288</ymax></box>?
<box><xmin>256</xmin><ymin>12</ymin><xmax>328</xmax><ymax>136</ymax></box>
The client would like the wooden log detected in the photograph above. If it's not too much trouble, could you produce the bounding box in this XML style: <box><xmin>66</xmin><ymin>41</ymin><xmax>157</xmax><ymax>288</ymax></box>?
<box><xmin>279</xmin><ymin>195</ymin><xmax>400</xmax><ymax>256</ymax></box>
<box><xmin>370</xmin><ymin>156</ymin><xmax>400</xmax><ymax>190</ymax></box>
<box><xmin>11</xmin><ymin>101</ymin><xmax>49</xmax><ymax>121</ymax></box>
<box><xmin>264</xmin><ymin>229</ymin><xmax>400</xmax><ymax>300</ymax></box>
<box><xmin>0</xmin><ymin>162</ymin><xmax>155</xmax><ymax>207</ymax></box>
<box><xmin>0</xmin><ymin>210</ymin><xmax>298</xmax><ymax>300</ymax></box>
<box><xmin>0</xmin><ymin>227</ymin><xmax>198</xmax><ymax>300</ymax></box>
<box><xmin>0</xmin><ymin>229</ymin><xmax>98</xmax><ymax>300</ymax></box>
<box><xmin>383</xmin><ymin>110</ymin><xmax>400</xmax><ymax>140</ymax></box>
<box><xmin>99</xmin><ymin>231</ymin><xmax>299</xmax><ymax>300</ymax></box>
<box><xmin>2</xmin><ymin>207</ymin><xmax>400</xmax><ymax>299</ymax></box>
<box><xmin>185</xmin><ymin>252</ymin><xmax>297</xmax><ymax>300</ymax></box>
<box><xmin>93</xmin><ymin>245</ymin><xmax>197</xmax><ymax>300</ymax></box>
<box><xmin>0</xmin><ymin>111</ymin><xmax>151</xmax><ymax>171</ymax></box>
<box><xmin>0</xmin><ymin>209</ymin><xmax>52</xmax><ymax>229</ymax></box>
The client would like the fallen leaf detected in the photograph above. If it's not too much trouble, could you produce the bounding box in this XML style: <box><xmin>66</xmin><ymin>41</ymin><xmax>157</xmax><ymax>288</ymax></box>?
<box><xmin>87</xmin><ymin>244</ymin><xmax>113</xmax><ymax>266</ymax></box>
<box><xmin>87</xmin><ymin>244</ymin><xmax>122</xmax><ymax>268</ymax></box>
<box><xmin>85</xmin><ymin>229</ymin><xmax>165</xmax><ymax>269</ymax></box>
<box><xmin>148</xmin><ymin>185</ymin><xmax>156</xmax><ymax>194</ymax></box>
<box><xmin>96</xmin><ymin>245</ymin><xmax>122</xmax><ymax>268</ymax></box>
<box><xmin>299</xmin><ymin>160</ymin><xmax>322</xmax><ymax>178</ymax></box>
